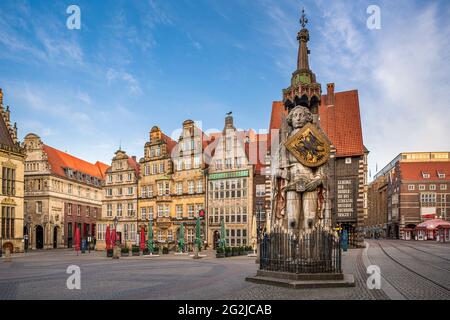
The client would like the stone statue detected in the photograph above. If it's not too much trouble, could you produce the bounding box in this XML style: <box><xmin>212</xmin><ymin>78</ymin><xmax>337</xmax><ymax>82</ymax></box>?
<box><xmin>271</xmin><ymin>106</ymin><xmax>331</xmax><ymax>234</ymax></box>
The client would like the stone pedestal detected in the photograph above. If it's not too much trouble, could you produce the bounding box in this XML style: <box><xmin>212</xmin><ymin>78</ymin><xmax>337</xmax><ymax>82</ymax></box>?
<box><xmin>246</xmin><ymin>270</ymin><xmax>355</xmax><ymax>289</ymax></box>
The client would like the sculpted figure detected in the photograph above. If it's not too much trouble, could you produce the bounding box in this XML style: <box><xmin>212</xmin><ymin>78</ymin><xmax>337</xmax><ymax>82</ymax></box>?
<box><xmin>271</xmin><ymin>106</ymin><xmax>329</xmax><ymax>233</ymax></box>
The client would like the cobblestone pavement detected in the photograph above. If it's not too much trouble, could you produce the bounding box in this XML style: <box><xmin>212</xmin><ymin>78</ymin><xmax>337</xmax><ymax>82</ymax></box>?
<box><xmin>0</xmin><ymin>241</ymin><xmax>449</xmax><ymax>300</ymax></box>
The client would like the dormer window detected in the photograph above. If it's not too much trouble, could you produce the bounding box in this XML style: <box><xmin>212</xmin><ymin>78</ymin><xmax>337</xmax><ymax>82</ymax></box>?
<box><xmin>437</xmin><ymin>172</ymin><xmax>446</xmax><ymax>179</ymax></box>
<box><xmin>422</xmin><ymin>172</ymin><xmax>430</xmax><ymax>179</ymax></box>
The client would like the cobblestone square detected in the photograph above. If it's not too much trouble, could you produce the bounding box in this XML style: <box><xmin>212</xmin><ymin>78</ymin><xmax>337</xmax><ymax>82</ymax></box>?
<box><xmin>1</xmin><ymin>240</ymin><xmax>449</xmax><ymax>300</ymax></box>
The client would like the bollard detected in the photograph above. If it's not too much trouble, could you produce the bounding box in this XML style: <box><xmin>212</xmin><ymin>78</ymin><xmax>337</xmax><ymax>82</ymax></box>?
<box><xmin>4</xmin><ymin>247</ymin><xmax>11</xmax><ymax>263</ymax></box>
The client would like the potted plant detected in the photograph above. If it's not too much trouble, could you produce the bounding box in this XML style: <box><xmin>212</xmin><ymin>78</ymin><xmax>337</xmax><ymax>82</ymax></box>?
<box><xmin>143</xmin><ymin>248</ymin><xmax>150</xmax><ymax>255</ymax></box>
<box><xmin>121</xmin><ymin>246</ymin><xmax>129</xmax><ymax>257</ymax></box>
<box><xmin>215</xmin><ymin>246</ymin><xmax>224</xmax><ymax>258</ymax></box>
<box><xmin>106</xmin><ymin>248</ymin><xmax>113</xmax><ymax>257</ymax></box>
<box><xmin>225</xmin><ymin>246</ymin><xmax>231</xmax><ymax>257</ymax></box>
<box><xmin>132</xmin><ymin>245</ymin><xmax>140</xmax><ymax>256</ymax></box>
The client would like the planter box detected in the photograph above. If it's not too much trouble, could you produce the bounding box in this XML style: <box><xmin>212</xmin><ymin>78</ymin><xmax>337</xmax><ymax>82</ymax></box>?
<box><xmin>121</xmin><ymin>251</ymin><xmax>129</xmax><ymax>257</ymax></box>
<box><xmin>132</xmin><ymin>251</ymin><xmax>140</xmax><ymax>256</ymax></box>
<box><xmin>143</xmin><ymin>250</ymin><xmax>150</xmax><ymax>256</ymax></box>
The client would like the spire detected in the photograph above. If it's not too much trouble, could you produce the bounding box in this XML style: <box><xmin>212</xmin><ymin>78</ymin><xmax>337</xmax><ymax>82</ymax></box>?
<box><xmin>297</xmin><ymin>8</ymin><xmax>310</xmax><ymax>71</ymax></box>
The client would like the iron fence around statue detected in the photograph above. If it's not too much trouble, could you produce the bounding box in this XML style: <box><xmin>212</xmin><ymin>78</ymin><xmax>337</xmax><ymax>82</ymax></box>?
<box><xmin>259</xmin><ymin>226</ymin><xmax>342</xmax><ymax>274</ymax></box>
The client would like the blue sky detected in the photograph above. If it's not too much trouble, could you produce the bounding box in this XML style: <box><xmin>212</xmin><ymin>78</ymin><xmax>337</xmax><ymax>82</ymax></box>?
<box><xmin>0</xmin><ymin>0</ymin><xmax>449</xmax><ymax>179</ymax></box>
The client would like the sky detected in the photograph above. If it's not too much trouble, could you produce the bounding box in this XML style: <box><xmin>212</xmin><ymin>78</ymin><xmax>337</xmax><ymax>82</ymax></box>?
<box><xmin>0</xmin><ymin>0</ymin><xmax>449</xmax><ymax>180</ymax></box>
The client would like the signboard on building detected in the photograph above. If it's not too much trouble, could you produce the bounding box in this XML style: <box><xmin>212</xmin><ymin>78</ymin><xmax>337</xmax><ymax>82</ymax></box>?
<box><xmin>421</xmin><ymin>207</ymin><xmax>436</xmax><ymax>219</ymax></box>
<box><xmin>337</xmin><ymin>179</ymin><xmax>356</xmax><ymax>220</ymax></box>
<box><xmin>208</xmin><ymin>170</ymin><xmax>249</xmax><ymax>180</ymax></box>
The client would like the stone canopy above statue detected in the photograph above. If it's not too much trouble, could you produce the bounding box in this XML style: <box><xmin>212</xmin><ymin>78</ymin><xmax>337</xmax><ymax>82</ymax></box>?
<box><xmin>282</xmin><ymin>9</ymin><xmax>322</xmax><ymax>115</ymax></box>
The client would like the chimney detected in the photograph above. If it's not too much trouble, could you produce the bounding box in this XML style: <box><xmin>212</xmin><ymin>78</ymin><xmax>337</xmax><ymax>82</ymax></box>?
<box><xmin>326</xmin><ymin>83</ymin><xmax>335</xmax><ymax>105</ymax></box>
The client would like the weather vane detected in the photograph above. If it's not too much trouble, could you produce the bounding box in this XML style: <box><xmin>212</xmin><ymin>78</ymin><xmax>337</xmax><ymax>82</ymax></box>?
<box><xmin>300</xmin><ymin>7</ymin><xmax>308</xmax><ymax>29</ymax></box>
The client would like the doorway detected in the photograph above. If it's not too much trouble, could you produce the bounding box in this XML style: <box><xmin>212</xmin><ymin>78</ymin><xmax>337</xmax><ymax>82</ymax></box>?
<box><xmin>53</xmin><ymin>226</ymin><xmax>58</xmax><ymax>249</ymax></box>
<box><xmin>36</xmin><ymin>225</ymin><xmax>44</xmax><ymax>249</ymax></box>
<box><xmin>213</xmin><ymin>230</ymin><xmax>220</xmax><ymax>249</ymax></box>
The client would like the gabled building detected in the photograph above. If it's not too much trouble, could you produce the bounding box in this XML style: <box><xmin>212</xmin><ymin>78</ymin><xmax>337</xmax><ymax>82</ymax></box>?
<box><xmin>96</xmin><ymin>149</ymin><xmax>139</xmax><ymax>250</ymax></box>
<box><xmin>23</xmin><ymin>134</ymin><xmax>107</xmax><ymax>249</ymax></box>
<box><xmin>138</xmin><ymin>126</ymin><xmax>177</xmax><ymax>249</ymax></box>
<box><xmin>205</xmin><ymin>114</ymin><xmax>255</xmax><ymax>248</ymax></box>
<box><xmin>0</xmin><ymin>88</ymin><xmax>26</xmax><ymax>253</ymax></box>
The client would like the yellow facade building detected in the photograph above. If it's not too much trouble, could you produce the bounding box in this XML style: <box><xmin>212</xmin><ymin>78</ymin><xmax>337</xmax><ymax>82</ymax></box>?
<box><xmin>0</xmin><ymin>89</ymin><xmax>26</xmax><ymax>253</ymax></box>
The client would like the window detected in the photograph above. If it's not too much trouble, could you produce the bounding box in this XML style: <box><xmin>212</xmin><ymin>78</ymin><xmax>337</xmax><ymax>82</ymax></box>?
<box><xmin>108</xmin><ymin>175</ymin><xmax>113</xmax><ymax>183</ymax></box>
<box><xmin>158</xmin><ymin>183</ymin><xmax>164</xmax><ymax>196</ymax></box>
<box><xmin>438</xmin><ymin>172</ymin><xmax>446</xmax><ymax>179</ymax></box>
<box><xmin>159</xmin><ymin>162</ymin><xmax>165</xmax><ymax>173</ymax></box>
<box><xmin>225</xmin><ymin>158</ymin><xmax>232</xmax><ymax>169</ymax></box>
<box><xmin>148</xmin><ymin>206</ymin><xmax>154</xmax><ymax>220</ymax></box>
<box><xmin>176</xmin><ymin>205</ymin><xmax>183</xmax><ymax>219</ymax></box>
<box><xmin>127</xmin><ymin>173</ymin><xmax>132</xmax><ymax>181</ymax></box>
<box><xmin>145</xmin><ymin>165</ymin><xmax>150</xmax><ymax>176</ymax></box>
<box><xmin>86</xmin><ymin>207</ymin><xmax>90</xmax><ymax>217</ymax></box>
<box><xmin>128</xmin><ymin>187</ymin><xmax>133</xmax><ymax>195</ymax></box>
<box><xmin>106</xmin><ymin>188</ymin><xmax>113</xmax><ymax>196</ymax></box>
<box><xmin>117</xmin><ymin>188</ymin><xmax>123</xmax><ymax>196</ymax></box>
<box><xmin>345</xmin><ymin>157</ymin><xmax>352</xmax><ymax>164</ymax></box>
<box><xmin>158</xmin><ymin>230</ymin><xmax>164</xmax><ymax>242</ymax></box>
<box><xmin>157</xmin><ymin>204</ymin><xmax>169</xmax><ymax>217</ymax></box>
<box><xmin>195</xmin><ymin>204</ymin><xmax>203</xmax><ymax>217</ymax></box>
<box><xmin>408</xmin><ymin>185</ymin><xmax>415</xmax><ymax>191</ymax></box>
<box><xmin>117</xmin><ymin>174</ymin><xmax>123</xmax><ymax>182</ymax></box>
<box><xmin>422</xmin><ymin>172</ymin><xmax>430</xmax><ymax>179</ymax></box>
<box><xmin>440</xmin><ymin>184</ymin><xmax>447</xmax><ymax>190</ymax></box>
<box><xmin>430</xmin><ymin>184</ymin><xmax>436</xmax><ymax>191</ymax></box>
<box><xmin>141</xmin><ymin>186</ymin><xmax>147</xmax><ymax>198</ymax></box>
<box><xmin>77</xmin><ymin>205</ymin><xmax>81</xmax><ymax>216</ymax></box>
<box><xmin>167</xmin><ymin>230</ymin><xmax>173</xmax><ymax>241</ymax></box>
<box><xmin>2</xmin><ymin>167</ymin><xmax>16</xmax><ymax>196</ymax></box>
<box><xmin>188</xmin><ymin>181</ymin><xmax>195</xmax><ymax>194</ymax></box>
<box><xmin>68</xmin><ymin>184</ymin><xmax>73</xmax><ymax>194</ymax></box>
<box><xmin>216</xmin><ymin>160</ymin><xmax>222</xmax><ymax>170</ymax></box>
<box><xmin>97</xmin><ymin>224</ymin><xmax>105</xmax><ymax>240</ymax></box>
<box><xmin>196</xmin><ymin>180</ymin><xmax>203</xmax><ymax>193</ymax></box>
<box><xmin>176</xmin><ymin>182</ymin><xmax>183</xmax><ymax>195</ymax></box>
<box><xmin>185</xmin><ymin>158</ymin><xmax>191</xmax><ymax>170</ymax></box>
<box><xmin>194</xmin><ymin>156</ymin><xmax>200</xmax><ymax>168</ymax></box>
<box><xmin>67</xmin><ymin>203</ymin><xmax>72</xmax><ymax>215</ymax></box>
<box><xmin>117</xmin><ymin>203</ymin><xmax>122</xmax><ymax>216</ymax></box>
<box><xmin>176</xmin><ymin>160</ymin><xmax>182</xmax><ymax>171</ymax></box>
<box><xmin>36</xmin><ymin>201</ymin><xmax>43</xmax><ymax>214</ymax></box>
<box><xmin>420</xmin><ymin>193</ymin><xmax>436</xmax><ymax>205</ymax></box>
<box><xmin>127</xmin><ymin>203</ymin><xmax>134</xmax><ymax>217</ymax></box>
<box><xmin>152</xmin><ymin>164</ymin><xmax>158</xmax><ymax>175</ymax></box>
<box><xmin>419</xmin><ymin>185</ymin><xmax>425</xmax><ymax>191</ymax></box>
<box><xmin>93</xmin><ymin>208</ymin><xmax>97</xmax><ymax>218</ymax></box>
<box><xmin>188</xmin><ymin>204</ymin><xmax>195</xmax><ymax>218</ymax></box>
<box><xmin>1</xmin><ymin>206</ymin><xmax>15</xmax><ymax>239</ymax></box>
<box><xmin>141</xmin><ymin>207</ymin><xmax>147</xmax><ymax>220</ymax></box>
<box><xmin>227</xmin><ymin>228</ymin><xmax>247</xmax><ymax>247</ymax></box>
<box><xmin>148</xmin><ymin>185</ymin><xmax>153</xmax><ymax>197</ymax></box>
<box><xmin>256</xmin><ymin>184</ymin><xmax>265</xmax><ymax>197</ymax></box>
<box><xmin>130</xmin><ymin>224</ymin><xmax>136</xmax><ymax>243</ymax></box>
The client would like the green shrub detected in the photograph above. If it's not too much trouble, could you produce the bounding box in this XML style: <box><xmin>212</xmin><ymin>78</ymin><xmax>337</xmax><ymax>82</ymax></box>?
<box><xmin>132</xmin><ymin>245</ymin><xmax>140</xmax><ymax>253</ymax></box>
<box><xmin>121</xmin><ymin>246</ymin><xmax>129</xmax><ymax>253</ymax></box>
<box><xmin>216</xmin><ymin>247</ymin><xmax>224</xmax><ymax>254</ymax></box>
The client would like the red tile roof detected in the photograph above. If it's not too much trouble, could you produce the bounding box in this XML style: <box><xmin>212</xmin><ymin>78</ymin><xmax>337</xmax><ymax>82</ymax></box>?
<box><xmin>43</xmin><ymin>145</ymin><xmax>106</xmax><ymax>180</ymax></box>
<box><xmin>268</xmin><ymin>90</ymin><xmax>365</xmax><ymax>157</ymax></box>
<box><xmin>127</xmin><ymin>157</ymin><xmax>140</xmax><ymax>176</ymax></box>
<box><xmin>161</xmin><ymin>132</ymin><xmax>177</xmax><ymax>154</ymax></box>
<box><xmin>399</xmin><ymin>162</ymin><xmax>450</xmax><ymax>181</ymax></box>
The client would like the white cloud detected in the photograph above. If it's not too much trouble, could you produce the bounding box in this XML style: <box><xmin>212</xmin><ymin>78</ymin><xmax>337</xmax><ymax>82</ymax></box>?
<box><xmin>106</xmin><ymin>68</ymin><xmax>143</xmax><ymax>96</ymax></box>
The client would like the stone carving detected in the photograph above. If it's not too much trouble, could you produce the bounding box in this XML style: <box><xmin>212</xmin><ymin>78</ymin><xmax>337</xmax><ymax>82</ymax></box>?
<box><xmin>270</xmin><ymin>106</ymin><xmax>331</xmax><ymax>233</ymax></box>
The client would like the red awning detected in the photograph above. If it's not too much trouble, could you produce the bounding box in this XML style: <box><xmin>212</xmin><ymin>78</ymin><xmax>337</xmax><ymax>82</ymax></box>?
<box><xmin>416</xmin><ymin>219</ymin><xmax>450</xmax><ymax>230</ymax></box>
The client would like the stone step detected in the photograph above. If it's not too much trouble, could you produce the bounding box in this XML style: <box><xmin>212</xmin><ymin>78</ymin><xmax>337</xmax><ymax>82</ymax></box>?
<box><xmin>245</xmin><ymin>274</ymin><xmax>355</xmax><ymax>289</ymax></box>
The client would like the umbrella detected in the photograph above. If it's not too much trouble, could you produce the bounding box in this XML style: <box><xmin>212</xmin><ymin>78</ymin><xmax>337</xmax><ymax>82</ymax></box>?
<box><xmin>195</xmin><ymin>217</ymin><xmax>202</xmax><ymax>250</ymax></box>
<box><xmin>105</xmin><ymin>225</ymin><xmax>111</xmax><ymax>250</ymax></box>
<box><xmin>178</xmin><ymin>223</ymin><xmax>185</xmax><ymax>253</ymax></box>
<box><xmin>74</xmin><ymin>224</ymin><xmax>81</xmax><ymax>252</ymax></box>
<box><xmin>219</xmin><ymin>218</ymin><xmax>226</xmax><ymax>251</ymax></box>
<box><xmin>140</xmin><ymin>226</ymin><xmax>146</xmax><ymax>251</ymax></box>
<box><xmin>147</xmin><ymin>219</ymin><xmax>154</xmax><ymax>253</ymax></box>
<box><xmin>111</xmin><ymin>228</ymin><xmax>117</xmax><ymax>247</ymax></box>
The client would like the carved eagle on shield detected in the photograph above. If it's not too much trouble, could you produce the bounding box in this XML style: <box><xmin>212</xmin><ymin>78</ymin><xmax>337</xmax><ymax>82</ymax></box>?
<box><xmin>284</xmin><ymin>123</ymin><xmax>330</xmax><ymax>168</ymax></box>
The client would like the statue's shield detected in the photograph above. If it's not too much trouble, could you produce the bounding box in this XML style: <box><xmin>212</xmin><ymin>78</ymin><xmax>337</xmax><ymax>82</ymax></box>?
<box><xmin>284</xmin><ymin>123</ymin><xmax>330</xmax><ymax>168</ymax></box>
